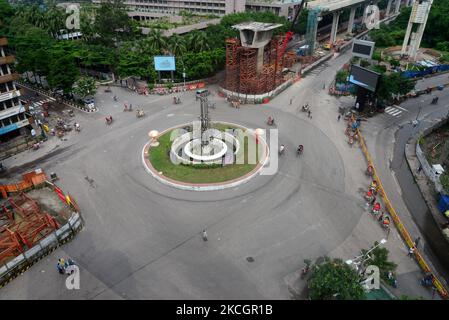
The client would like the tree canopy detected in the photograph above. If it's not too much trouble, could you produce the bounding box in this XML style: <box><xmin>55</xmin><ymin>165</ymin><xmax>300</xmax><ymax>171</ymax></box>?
<box><xmin>1</xmin><ymin>1</ymin><xmax>303</xmax><ymax>91</ymax></box>
<box><xmin>308</xmin><ymin>257</ymin><xmax>365</xmax><ymax>300</ymax></box>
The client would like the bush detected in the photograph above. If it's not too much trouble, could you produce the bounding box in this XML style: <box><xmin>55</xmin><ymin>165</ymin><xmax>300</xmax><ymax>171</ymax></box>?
<box><xmin>441</xmin><ymin>53</ymin><xmax>449</xmax><ymax>63</ymax></box>
<box><xmin>336</xmin><ymin>70</ymin><xmax>349</xmax><ymax>83</ymax></box>
<box><xmin>372</xmin><ymin>51</ymin><xmax>382</xmax><ymax>62</ymax></box>
<box><xmin>360</xmin><ymin>59</ymin><xmax>370</xmax><ymax>68</ymax></box>
<box><xmin>390</xmin><ymin>59</ymin><xmax>400</xmax><ymax>67</ymax></box>
<box><xmin>436</xmin><ymin>42</ymin><xmax>449</xmax><ymax>52</ymax></box>
<box><xmin>441</xmin><ymin>173</ymin><xmax>449</xmax><ymax>194</ymax></box>
<box><xmin>371</xmin><ymin>65</ymin><xmax>387</xmax><ymax>74</ymax></box>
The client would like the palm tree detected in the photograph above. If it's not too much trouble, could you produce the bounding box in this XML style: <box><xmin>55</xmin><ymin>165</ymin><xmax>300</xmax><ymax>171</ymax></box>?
<box><xmin>45</xmin><ymin>4</ymin><xmax>65</xmax><ymax>37</ymax></box>
<box><xmin>146</xmin><ymin>29</ymin><xmax>167</xmax><ymax>53</ymax></box>
<box><xmin>167</xmin><ymin>34</ymin><xmax>186</xmax><ymax>57</ymax></box>
<box><xmin>186</xmin><ymin>31</ymin><xmax>210</xmax><ymax>53</ymax></box>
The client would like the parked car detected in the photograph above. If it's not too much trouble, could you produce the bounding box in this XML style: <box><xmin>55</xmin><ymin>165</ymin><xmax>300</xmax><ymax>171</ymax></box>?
<box><xmin>196</xmin><ymin>89</ymin><xmax>209</xmax><ymax>100</ymax></box>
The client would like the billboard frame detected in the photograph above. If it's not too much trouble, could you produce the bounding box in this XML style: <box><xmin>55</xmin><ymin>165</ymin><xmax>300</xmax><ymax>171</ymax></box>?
<box><xmin>352</xmin><ymin>39</ymin><xmax>375</xmax><ymax>60</ymax></box>
<box><xmin>154</xmin><ymin>56</ymin><xmax>176</xmax><ymax>72</ymax></box>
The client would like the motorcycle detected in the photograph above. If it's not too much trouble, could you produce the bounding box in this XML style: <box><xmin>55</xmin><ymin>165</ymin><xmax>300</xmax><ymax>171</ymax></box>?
<box><xmin>105</xmin><ymin>116</ymin><xmax>113</xmax><ymax>125</ymax></box>
<box><xmin>267</xmin><ymin>117</ymin><xmax>275</xmax><ymax>126</ymax></box>
<box><xmin>136</xmin><ymin>110</ymin><xmax>145</xmax><ymax>118</ymax></box>
<box><xmin>301</xmin><ymin>104</ymin><xmax>309</xmax><ymax>112</ymax></box>
<box><xmin>74</xmin><ymin>123</ymin><xmax>81</xmax><ymax>132</ymax></box>
<box><xmin>297</xmin><ymin>145</ymin><xmax>303</xmax><ymax>157</ymax></box>
<box><xmin>431</xmin><ymin>97</ymin><xmax>439</xmax><ymax>105</ymax></box>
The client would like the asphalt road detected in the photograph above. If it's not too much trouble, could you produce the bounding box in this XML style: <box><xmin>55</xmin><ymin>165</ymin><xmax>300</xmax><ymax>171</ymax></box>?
<box><xmin>364</xmin><ymin>78</ymin><xmax>449</xmax><ymax>287</ymax></box>
<box><xmin>0</xmin><ymin>64</ymin><xmax>366</xmax><ymax>299</ymax></box>
<box><xmin>0</xmin><ymin>48</ymin><xmax>439</xmax><ymax>300</ymax></box>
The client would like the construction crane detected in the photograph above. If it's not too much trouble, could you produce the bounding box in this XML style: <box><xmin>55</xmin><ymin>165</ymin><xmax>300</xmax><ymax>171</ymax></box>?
<box><xmin>278</xmin><ymin>0</ymin><xmax>307</xmax><ymax>62</ymax></box>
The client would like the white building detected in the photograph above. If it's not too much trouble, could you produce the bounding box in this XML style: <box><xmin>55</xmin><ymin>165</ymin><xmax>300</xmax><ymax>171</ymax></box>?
<box><xmin>92</xmin><ymin>0</ymin><xmax>303</xmax><ymax>20</ymax></box>
<box><xmin>0</xmin><ymin>37</ymin><xmax>28</xmax><ymax>142</ymax></box>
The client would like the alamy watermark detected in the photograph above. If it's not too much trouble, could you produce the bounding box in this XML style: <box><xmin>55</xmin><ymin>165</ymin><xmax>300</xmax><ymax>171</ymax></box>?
<box><xmin>65</xmin><ymin>4</ymin><xmax>80</xmax><ymax>30</ymax></box>
<box><xmin>168</xmin><ymin>123</ymin><xmax>279</xmax><ymax>176</ymax></box>
<box><xmin>364</xmin><ymin>5</ymin><xmax>380</xmax><ymax>30</ymax></box>
<box><xmin>65</xmin><ymin>265</ymin><xmax>80</xmax><ymax>290</ymax></box>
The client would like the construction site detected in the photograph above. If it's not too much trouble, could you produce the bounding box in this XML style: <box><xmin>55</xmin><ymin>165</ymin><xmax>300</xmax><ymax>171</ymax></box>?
<box><xmin>223</xmin><ymin>23</ymin><xmax>299</xmax><ymax>96</ymax></box>
<box><xmin>0</xmin><ymin>170</ymin><xmax>83</xmax><ymax>287</ymax></box>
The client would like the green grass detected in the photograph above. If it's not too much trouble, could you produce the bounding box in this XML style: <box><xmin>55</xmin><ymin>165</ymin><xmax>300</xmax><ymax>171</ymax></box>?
<box><xmin>149</xmin><ymin>125</ymin><xmax>260</xmax><ymax>184</ymax></box>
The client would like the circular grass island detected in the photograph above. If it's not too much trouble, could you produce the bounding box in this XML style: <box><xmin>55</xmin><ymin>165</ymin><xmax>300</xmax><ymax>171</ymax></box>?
<box><xmin>143</xmin><ymin>122</ymin><xmax>268</xmax><ymax>189</ymax></box>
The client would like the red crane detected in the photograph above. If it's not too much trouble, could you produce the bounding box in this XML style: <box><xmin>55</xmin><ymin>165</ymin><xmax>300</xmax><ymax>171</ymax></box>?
<box><xmin>278</xmin><ymin>0</ymin><xmax>307</xmax><ymax>62</ymax></box>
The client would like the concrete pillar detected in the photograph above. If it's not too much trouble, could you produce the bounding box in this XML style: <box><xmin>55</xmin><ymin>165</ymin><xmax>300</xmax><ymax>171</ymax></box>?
<box><xmin>394</xmin><ymin>0</ymin><xmax>401</xmax><ymax>14</ymax></box>
<box><xmin>257</xmin><ymin>48</ymin><xmax>264</xmax><ymax>73</ymax></box>
<box><xmin>386</xmin><ymin>0</ymin><xmax>393</xmax><ymax>16</ymax></box>
<box><xmin>363</xmin><ymin>4</ymin><xmax>368</xmax><ymax>23</ymax></box>
<box><xmin>401</xmin><ymin>18</ymin><xmax>414</xmax><ymax>55</ymax></box>
<box><xmin>330</xmin><ymin>11</ymin><xmax>340</xmax><ymax>44</ymax></box>
<box><xmin>347</xmin><ymin>7</ymin><xmax>356</xmax><ymax>34</ymax></box>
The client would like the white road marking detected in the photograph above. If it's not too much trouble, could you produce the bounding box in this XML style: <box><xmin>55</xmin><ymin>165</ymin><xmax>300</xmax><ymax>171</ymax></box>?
<box><xmin>384</xmin><ymin>106</ymin><xmax>403</xmax><ymax>117</ymax></box>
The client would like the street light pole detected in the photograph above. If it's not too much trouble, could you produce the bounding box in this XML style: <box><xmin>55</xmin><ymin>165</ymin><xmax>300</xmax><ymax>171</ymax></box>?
<box><xmin>183</xmin><ymin>67</ymin><xmax>186</xmax><ymax>89</ymax></box>
<box><xmin>345</xmin><ymin>239</ymin><xmax>387</xmax><ymax>268</ymax></box>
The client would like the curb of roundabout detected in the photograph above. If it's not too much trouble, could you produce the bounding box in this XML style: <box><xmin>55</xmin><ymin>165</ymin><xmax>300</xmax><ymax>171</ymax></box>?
<box><xmin>141</xmin><ymin>121</ymin><xmax>270</xmax><ymax>191</ymax></box>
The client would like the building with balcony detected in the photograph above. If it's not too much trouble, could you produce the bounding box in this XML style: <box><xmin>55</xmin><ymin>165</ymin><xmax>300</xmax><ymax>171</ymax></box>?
<box><xmin>0</xmin><ymin>37</ymin><xmax>29</xmax><ymax>142</ymax></box>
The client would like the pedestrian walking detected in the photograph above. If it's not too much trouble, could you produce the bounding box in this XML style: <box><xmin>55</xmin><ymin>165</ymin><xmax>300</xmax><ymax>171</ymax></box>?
<box><xmin>57</xmin><ymin>258</ymin><xmax>65</xmax><ymax>274</ymax></box>
<box><xmin>338</xmin><ymin>114</ymin><xmax>341</xmax><ymax>121</ymax></box>
<box><xmin>414</xmin><ymin>237</ymin><xmax>421</xmax><ymax>249</ymax></box>
<box><xmin>417</xmin><ymin>164</ymin><xmax>423</xmax><ymax>173</ymax></box>
<box><xmin>202</xmin><ymin>229</ymin><xmax>208</xmax><ymax>241</ymax></box>
<box><xmin>408</xmin><ymin>246</ymin><xmax>415</xmax><ymax>258</ymax></box>
<box><xmin>308</xmin><ymin>110</ymin><xmax>311</xmax><ymax>118</ymax></box>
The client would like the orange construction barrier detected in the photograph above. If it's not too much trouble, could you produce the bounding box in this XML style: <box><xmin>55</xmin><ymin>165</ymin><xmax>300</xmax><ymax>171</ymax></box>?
<box><xmin>354</xmin><ymin>116</ymin><xmax>449</xmax><ymax>299</ymax></box>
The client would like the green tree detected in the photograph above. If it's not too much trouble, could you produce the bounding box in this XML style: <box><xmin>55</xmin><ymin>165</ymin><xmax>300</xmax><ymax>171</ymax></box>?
<box><xmin>87</xmin><ymin>0</ymin><xmax>136</xmax><ymax>45</ymax></box>
<box><xmin>361</xmin><ymin>242</ymin><xmax>397</xmax><ymax>282</ymax></box>
<box><xmin>186</xmin><ymin>31</ymin><xmax>210</xmax><ymax>53</ymax></box>
<box><xmin>47</xmin><ymin>43</ymin><xmax>80</xmax><ymax>92</ymax></box>
<box><xmin>145</xmin><ymin>29</ymin><xmax>167</xmax><ymax>53</ymax></box>
<box><xmin>336</xmin><ymin>70</ymin><xmax>349</xmax><ymax>84</ymax></box>
<box><xmin>308</xmin><ymin>257</ymin><xmax>365</xmax><ymax>300</ymax></box>
<box><xmin>168</xmin><ymin>34</ymin><xmax>186</xmax><ymax>57</ymax></box>
<box><xmin>73</xmin><ymin>76</ymin><xmax>97</xmax><ymax>98</ymax></box>
<box><xmin>376</xmin><ymin>72</ymin><xmax>415</xmax><ymax>102</ymax></box>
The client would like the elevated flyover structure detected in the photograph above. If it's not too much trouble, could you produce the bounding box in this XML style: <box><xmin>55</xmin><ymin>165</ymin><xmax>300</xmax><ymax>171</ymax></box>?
<box><xmin>306</xmin><ymin>0</ymin><xmax>410</xmax><ymax>52</ymax></box>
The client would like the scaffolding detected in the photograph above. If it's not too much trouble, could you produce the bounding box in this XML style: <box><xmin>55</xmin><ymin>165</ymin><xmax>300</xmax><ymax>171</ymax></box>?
<box><xmin>225</xmin><ymin>38</ymin><xmax>240</xmax><ymax>92</ymax></box>
<box><xmin>0</xmin><ymin>193</ymin><xmax>60</xmax><ymax>264</ymax></box>
<box><xmin>224</xmin><ymin>30</ymin><xmax>295</xmax><ymax>95</ymax></box>
<box><xmin>239</xmin><ymin>47</ymin><xmax>258</xmax><ymax>94</ymax></box>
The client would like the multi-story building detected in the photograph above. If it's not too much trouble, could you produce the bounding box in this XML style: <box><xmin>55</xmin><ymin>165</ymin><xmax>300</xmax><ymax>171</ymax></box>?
<box><xmin>0</xmin><ymin>37</ymin><xmax>28</xmax><ymax>142</ymax></box>
<box><xmin>246</xmin><ymin>0</ymin><xmax>303</xmax><ymax>18</ymax></box>
<box><xmin>92</xmin><ymin>0</ymin><xmax>303</xmax><ymax>19</ymax></box>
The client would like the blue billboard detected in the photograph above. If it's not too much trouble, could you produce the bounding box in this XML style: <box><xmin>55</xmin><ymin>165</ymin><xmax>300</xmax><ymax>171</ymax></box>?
<box><xmin>154</xmin><ymin>56</ymin><xmax>176</xmax><ymax>71</ymax></box>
